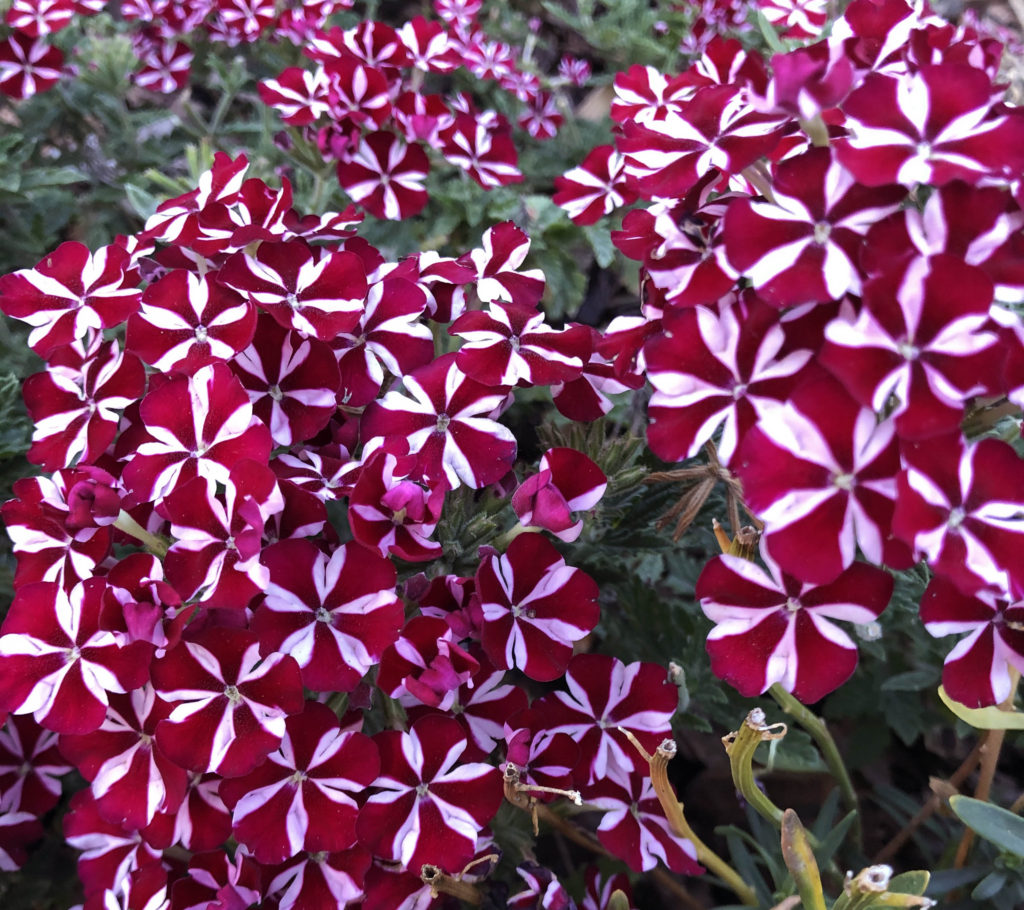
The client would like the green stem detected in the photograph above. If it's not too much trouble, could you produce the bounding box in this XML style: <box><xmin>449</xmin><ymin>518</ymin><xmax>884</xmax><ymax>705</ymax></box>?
<box><xmin>491</xmin><ymin>523</ymin><xmax>535</xmax><ymax>552</ymax></box>
<box><xmin>113</xmin><ymin>510</ymin><xmax>170</xmax><ymax>559</ymax></box>
<box><xmin>725</xmin><ymin>708</ymin><xmax>786</xmax><ymax>828</ymax></box>
<box><xmin>769</xmin><ymin>683</ymin><xmax>862</xmax><ymax>849</ymax></box>
<box><xmin>623</xmin><ymin>733</ymin><xmax>759</xmax><ymax>906</ymax></box>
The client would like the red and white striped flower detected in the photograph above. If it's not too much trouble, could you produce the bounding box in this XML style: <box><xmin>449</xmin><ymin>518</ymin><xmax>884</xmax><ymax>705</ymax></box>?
<box><xmin>127</xmin><ymin>269</ymin><xmax>255</xmax><ymax>373</ymax></box>
<box><xmin>218</xmin><ymin>239</ymin><xmax>366</xmax><ymax>341</ymax></box>
<box><xmin>554</xmin><ymin>145</ymin><xmax>637</xmax><ymax>226</ymax></box>
<box><xmin>0</xmin><ymin>34</ymin><xmax>63</xmax><ymax>100</ymax></box>
<box><xmin>921</xmin><ymin>576</ymin><xmax>1024</xmax><ymax>708</ymax></box>
<box><xmin>450</xmin><ymin>302</ymin><xmax>591</xmax><ymax>388</ymax></box>
<box><xmin>0</xmin><ymin>241</ymin><xmax>140</xmax><ymax>356</ymax></box>
<box><xmin>357</xmin><ymin>714</ymin><xmax>502</xmax><ymax>874</ymax></box>
<box><xmin>361</xmin><ymin>353</ymin><xmax>516</xmax><ymax>490</ymax></box>
<box><xmin>151</xmin><ymin>627</ymin><xmax>304</xmax><ymax>778</ymax></box>
<box><xmin>0</xmin><ymin>579</ymin><xmax>152</xmax><ymax>735</ymax></box>
<box><xmin>337</xmin><ymin>131</ymin><xmax>430</xmax><ymax>220</ymax></box>
<box><xmin>23</xmin><ymin>338</ymin><xmax>145</xmax><ymax>472</ymax></box>
<box><xmin>474</xmin><ymin>533</ymin><xmax>599</xmax><ymax>682</ymax></box>
<box><xmin>121</xmin><ymin>363</ymin><xmax>272</xmax><ymax>504</ymax></box>
<box><xmin>219</xmin><ymin>701</ymin><xmax>379</xmax><ymax>863</ymax></box>
<box><xmin>252</xmin><ymin>539</ymin><xmax>403</xmax><ymax>693</ymax></box>
<box><xmin>696</xmin><ymin>543</ymin><xmax>893</xmax><ymax>702</ymax></box>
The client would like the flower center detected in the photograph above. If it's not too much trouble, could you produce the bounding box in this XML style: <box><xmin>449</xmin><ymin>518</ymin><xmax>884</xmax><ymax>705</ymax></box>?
<box><xmin>732</xmin><ymin>382</ymin><xmax>748</xmax><ymax>400</ymax></box>
<box><xmin>831</xmin><ymin>471</ymin><xmax>855</xmax><ymax>491</ymax></box>
<box><xmin>511</xmin><ymin>604</ymin><xmax>537</xmax><ymax>620</ymax></box>
<box><xmin>435</xmin><ymin>413</ymin><xmax>451</xmax><ymax>433</ymax></box>
<box><xmin>813</xmin><ymin>221</ymin><xmax>832</xmax><ymax>244</ymax></box>
<box><xmin>268</xmin><ymin>384</ymin><xmax>284</xmax><ymax>401</ymax></box>
<box><xmin>785</xmin><ymin>597</ymin><xmax>802</xmax><ymax>613</ymax></box>
<box><xmin>947</xmin><ymin>506</ymin><xmax>966</xmax><ymax>531</ymax></box>
<box><xmin>223</xmin><ymin>685</ymin><xmax>242</xmax><ymax>703</ymax></box>
<box><xmin>897</xmin><ymin>339</ymin><xmax>920</xmax><ymax>360</ymax></box>
<box><xmin>286</xmin><ymin>292</ymin><xmax>300</xmax><ymax>309</ymax></box>
<box><xmin>64</xmin><ymin>646</ymin><xmax>81</xmax><ymax>664</ymax></box>
<box><xmin>416</xmin><ymin>782</ymin><xmax>430</xmax><ymax>797</ymax></box>
<box><xmin>315</xmin><ymin>606</ymin><xmax>332</xmax><ymax>623</ymax></box>
<box><xmin>194</xmin><ymin>324</ymin><xmax>208</xmax><ymax>343</ymax></box>
<box><xmin>289</xmin><ymin>769</ymin><xmax>308</xmax><ymax>785</ymax></box>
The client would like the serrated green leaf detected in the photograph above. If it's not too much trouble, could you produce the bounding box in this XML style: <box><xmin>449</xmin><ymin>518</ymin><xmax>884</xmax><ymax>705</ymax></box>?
<box><xmin>123</xmin><ymin>183</ymin><xmax>161</xmax><ymax>221</ymax></box>
<box><xmin>582</xmin><ymin>223</ymin><xmax>616</xmax><ymax>268</ymax></box>
<box><xmin>19</xmin><ymin>167</ymin><xmax>85</xmax><ymax>191</ymax></box>
<box><xmin>949</xmin><ymin>796</ymin><xmax>1024</xmax><ymax>858</ymax></box>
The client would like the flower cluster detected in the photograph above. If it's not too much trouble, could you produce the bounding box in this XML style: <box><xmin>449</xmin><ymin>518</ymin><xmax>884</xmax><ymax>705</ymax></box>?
<box><xmin>0</xmin><ymin>151</ymin><xmax>681</xmax><ymax>907</ymax></box>
<box><xmin>556</xmin><ymin>0</ymin><xmax>1024</xmax><ymax>707</ymax></box>
<box><xmin>258</xmin><ymin>0</ymin><xmax>587</xmax><ymax>219</ymax></box>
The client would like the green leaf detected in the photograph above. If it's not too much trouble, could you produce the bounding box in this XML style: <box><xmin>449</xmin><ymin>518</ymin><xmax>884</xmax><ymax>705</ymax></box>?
<box><xmin>938</xmin><ymin>686</ymin><xmax>1024</xmax><ymax>730</ymax></box>
<box><xmin>971</xmin><ymin>871</ymin><xmax>1007</xmax><ymax>901</ymax></box>
<box><xmin>812</xmin><ymin>809</ymin><xmax>857</xmax><ymax>866</ymax></box>
<box><xmin>0</xmin><ymin>373</ymin><xmax>31</xmax><ymax>459</ymax></box>
<box><xmin>887</xmin><ymin>870</ymin><xmax>930</xmax><ymax>896</ymax></box>
<box><xmin>582</xmin><ymin>223</ymin><xmax>617</xmax><ymax>268</ymax></box>
<box><xmin>880</xmin><ymin>669</ymin><xmax>939</xmax><ymax>692</ymax></box>
<box><xmin>750</xmin><ymin>8</ymin><xmax>787</xmax><ymax>53</ymax></box>
<box><xmin>19</xmin><ymin>167</ymin><xmax>85</xmax><ymax>191</ymax></box>
<box><xmin>949</xmin><ymin>795</ymin><xmax>1024</xmax><ymax>858</ymax></box>
<box><xmin>123</xmin><ymin>182</ymin><xmax>161</xmax><ymax>221</ymax></box>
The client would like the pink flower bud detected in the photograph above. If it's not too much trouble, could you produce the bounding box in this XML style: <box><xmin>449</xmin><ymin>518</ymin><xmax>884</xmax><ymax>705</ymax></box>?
<box><xmin>65</xmin><ymin>467</ymin><xmax>121</xmax><ymax>531</ymax></box>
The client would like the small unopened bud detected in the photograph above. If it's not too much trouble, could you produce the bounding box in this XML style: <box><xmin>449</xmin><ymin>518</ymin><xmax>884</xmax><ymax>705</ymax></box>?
<box><xmin>66</xmin><ymin>468</ymin><xmax>121</xmax><ymax>531</ymax></box>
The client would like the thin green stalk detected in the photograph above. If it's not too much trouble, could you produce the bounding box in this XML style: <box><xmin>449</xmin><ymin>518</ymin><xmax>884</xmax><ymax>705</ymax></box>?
<box><xmin>114</xmin><ymin>509</ymin><xmax>169</xmax><ymax>558</ymax></box>
<box><xmin>724</xmin><ymin>708</ymin><xmax>787</xmax><ymax>828</ymax></box>
<box><xmin>623</xmin><ymin>732</ymin><xmax>759</xmax><ymax>906</ymax></box>
<box><xmin>770</xmin><ymin>683</ymin><xmax>862</xmax><ymax>850</ymax></box>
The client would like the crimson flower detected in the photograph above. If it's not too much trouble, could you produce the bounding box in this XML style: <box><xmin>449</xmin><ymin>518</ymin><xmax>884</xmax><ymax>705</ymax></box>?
<box><xmin>0</xmin><ymin>714</ymin><xmax>70</xmax><ymax>814</ymax></box>
<box><xmin>357</xmin><ymin>714</ymin><xmax>502</xmax><ymax>874</ymax></box>
<box><xmin>126</xmin><ymin>269</ymin><xmax>256</xmax><ymax>373</ymax></box>
<box><xmin>449</xmin><ymin>302</ymin><xmax>591</xmax><ymax>388</ymax></box>
<box><xmin>253</xmin><ymin>538</ymin><xmax>403</xmax><ymax>692</ymax></box>
<box><xmin>151</xmin><ymin>626</ymin><xmax>304</xmax><ymax>777</ymax></box>
<box><xmin>360</xmin><ymin>353</ymin><xmax>516</xmax><ymax>490</ymax></box>
<box><xmin>219</xmin><ymin>701</ymin><xmax>379</xmax><ymax>863</ymax></box>
<box><xmin>820</xmin><ymin>255</ymin><xmax>999</xmax><ymax>440</ymax></box>
<box><xmin>218</xmin><ymin>239</ymin><xmax>366</xmax><ymax>341</ymax></box>
<box><xmin>696</xmin><ymin>544</ymin><xmax>893</xmax><ymax>702</ymax></box>
<box><xmin>894</xmin><ymin>436</ymin><xmax>1024</xmax><ymax>597</ymax></box>
<box><xmin>0</xmin><ymin>241</ymin><xmax>140</xmax><ymax>356</ymax></box>
<box><xmin>722</xmin><ymin>147</ymin><xmax>905</xmax><ymax>306</ymax></box>
<box><xmin>0</xmin><ymin>579</ymin><xmax>151</xmax><ymax>735</ymax></box>
<box><xmin>337</xmin><ymin>131</ymin><xmax>430</xmax><ymax>220</ymax></box>
<box><xmin>121</xmin><ymin>363</ymin><xmax>273</xmax><ymax>504</ymax></box>
<box><xmin>836</xmin><ymin>64</ymin><xmax>1024</xmax><ymax>187</ymax></box>
<box><xmin>474</xmin><ymin>533</ymin><xmax>599</xmax><ymax>682</ymax></box>
<box><xmin>23</xmin><ymin>338</ymin><xmax>145</xmax><ymax>472</ymax></box>
<box><xmin>589</xmin><ymin>772</ymin><xmax>703</xmax><ymax>874</ymax></box>
<box><xmin>512</xmin><ymin>447</ymin><xmax>607</xmax><ymax>542</ymax></box>
<box><xmin>58</xmin><ymin>685</ymin><xmax>186</xmax><ymax>831</ymax></box>
<box><xmin>921</xmin><ymin>576</ymin><xmax>1024</xmax><ymax>708</ymax></box>
<box><xmin>735</xmin><ymin>369</ymin><xmax>908</xmax><ymax>584</ymax></box>
<box><xmin>533</xmin><ymin>653</ymin><xmax>677</xmax><ymax>785</ymax></box>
